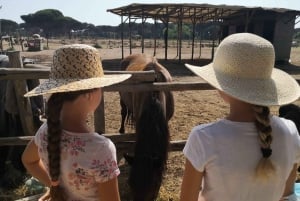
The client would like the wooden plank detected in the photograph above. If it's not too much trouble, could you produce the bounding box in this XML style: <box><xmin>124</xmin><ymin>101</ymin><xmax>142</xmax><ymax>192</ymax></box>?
<box><xmin>15</xmin><ymin>193</ymin><xmax>44</xmax><ymax>201</ymax></box>
<box><xmin>2</xmin><ymin>67</ymin><xmax>300</xmax><ymax>80</ymax></box>
<box><xmin>25</xmin><ymin>64</ymin><xmax>51</xmax><ymax>69</ymax></box>
<box><xmin>104</xmin><ymin>133</ymin><xmax>136</xmax><ymax>142</ymax></box>
<box><xmin>94</xmin><ymin>95</ymin><xmax>105</xmax><ymax>134</ymax></box>
<box><xmin>0</xmin><ymin>68</ymin><xmax>157</xmax><ymax>82</ymax></box>
<box><xmin>0</xmin><ymin>134</ymin><xmax>136</xmax><ymax>146</ymax></box>
<box><xmin>0</xmin><ymin>68</ymin><xmax>50</xmax><ymax>79</ymax></box>
<box><xmin>0</xmin><ymin>68</ymin><xmax>214</xmax><ymax>91</ymax></box>
<box><xmin>0</xmin><ymin>136</ymin><xmax>33</xmax><ymax>146</ymax></box>
<box><xmin>116</xmin><ymin>140</ymin><xmax>186</xmax><ymax>152</ymax></box>
<box><xmin>104</xmin><ymin>81</ymin><xmax>214</xmax><ymax>91</ymax></box>
<box><xmin>8</xmin><ymin>51</ymin><xmax>36</xmax><ymax>136</ymax></box>
<box><xmin>0</xmin><ymin>135</ymin><xmax>186</xmax><ymax>152</ymax></box>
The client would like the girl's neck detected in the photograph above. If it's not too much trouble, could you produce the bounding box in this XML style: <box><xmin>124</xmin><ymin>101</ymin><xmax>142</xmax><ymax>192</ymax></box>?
<box><xmin>226</xmin><ymin>102</ymin><xmax>256</xmax><ymax>122</ymax></box>
<box><xmin>61</xmin><ymin>117</ymin><xmax>91</xmax><ymax>133</ymax></box>
<box><xmin>218</xmin><ymin>90</ymin><xmax>256</xmax><ymax>122</ymax></box>
<box><xmin>60</xmin><ymin>104</ymin><xmax>92</xmax><ymax>133</ymax></box>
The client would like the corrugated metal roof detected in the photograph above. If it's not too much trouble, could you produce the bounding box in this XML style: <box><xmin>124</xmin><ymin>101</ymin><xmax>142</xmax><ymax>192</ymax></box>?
<box><xmin>107</xmin><ymin>3</ymin><xmax>300</xmax><ymax>23</ymax></box>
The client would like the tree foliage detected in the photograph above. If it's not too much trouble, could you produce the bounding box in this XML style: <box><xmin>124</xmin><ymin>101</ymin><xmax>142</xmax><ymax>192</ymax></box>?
<box><xmin>1</xmin><ymin>8</ymin><xmax>221</xmax><ymax>40</ymax></box>
<box><xmin>20</xmin><ymin>9</ymin><xmax>84</xmax><ymax>37</ymax></box>
<box><xmin>0</xmin><ymin>19</ymin><xmax>19</xmax><ymax>35</ymax></box>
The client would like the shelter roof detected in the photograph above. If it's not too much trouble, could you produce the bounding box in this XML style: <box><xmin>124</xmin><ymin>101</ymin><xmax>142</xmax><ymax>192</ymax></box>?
<box><xmin>107</xmin><ymin>3</ymin><xmax>300</xmax><ymax>23</ymax></box>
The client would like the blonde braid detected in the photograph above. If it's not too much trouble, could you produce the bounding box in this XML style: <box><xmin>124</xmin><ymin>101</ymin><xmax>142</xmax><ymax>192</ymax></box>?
<box><xmin>253</xmin><ymin>105</ymin><xmax>276</xmax><ymax>180</ymax></box>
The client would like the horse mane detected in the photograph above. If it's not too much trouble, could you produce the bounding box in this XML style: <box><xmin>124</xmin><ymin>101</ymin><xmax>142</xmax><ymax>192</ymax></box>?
<box><xmin>119</xmin><ymin>53</ymin><xmax>174</xmax><ymax>200</ymax></box>
<box><xmin>128</xmin><ymin>95</ymin><xmax>170</xmax><ymax>201</ymax></box>
<box><xmin>119</xmin><ymin>54</ymin><xmax>174</xmax><ymax>131</ymax></box>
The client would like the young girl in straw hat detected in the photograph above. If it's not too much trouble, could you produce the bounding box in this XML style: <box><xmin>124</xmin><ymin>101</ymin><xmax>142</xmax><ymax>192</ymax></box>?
<box><xmin>180</xmin><ymin>33</ymin><xmax>300</xmax><ymax>201</ymax></box>
<box><xmin>21</xmin><ymin>44</ymin><xmax>131</xmax><ymax>201</ymax></box>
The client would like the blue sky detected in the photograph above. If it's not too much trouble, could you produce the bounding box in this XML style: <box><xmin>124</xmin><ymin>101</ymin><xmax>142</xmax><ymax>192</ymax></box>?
<box><xmin>0</xmin><ymin>0</ymin><xmax>299</xmax><ymax>27</ymax></box>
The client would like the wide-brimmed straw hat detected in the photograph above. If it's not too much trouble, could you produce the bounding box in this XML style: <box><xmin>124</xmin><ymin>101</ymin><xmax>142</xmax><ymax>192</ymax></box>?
<box><xmin>24</xmin><ymin>44</ymin><xmax>131</xmax><ymax>97</ymax></box>
<box><xmin>185</xmin><ymin>33</ymin><xmax>300</xmax><ymax>106</ymax></box>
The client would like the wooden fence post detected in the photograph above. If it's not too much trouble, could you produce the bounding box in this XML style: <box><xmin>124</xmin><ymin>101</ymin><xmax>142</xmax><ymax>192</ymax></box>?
<box><xmin>7</xmin><ymin>51</ymin><xmax>36</xmax><ymax>136</ymax></box>
<box><xmin>94</xmin><ymin>95</ymin><xmax>105</xmax><ymax>134</ymax></box>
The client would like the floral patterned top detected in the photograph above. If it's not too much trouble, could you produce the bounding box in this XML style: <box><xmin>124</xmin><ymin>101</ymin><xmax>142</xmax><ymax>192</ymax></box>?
<box><xmin>34</xmin><ymin>123</ymin><xmax>120</xmax><ymax>201</ymax></box>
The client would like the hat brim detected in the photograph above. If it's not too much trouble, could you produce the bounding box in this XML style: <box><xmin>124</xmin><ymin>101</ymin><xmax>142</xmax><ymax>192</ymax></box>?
<box><xmin>24</xmin><ymin>74</ymin><xmax>131</xmax><ymax>97</ymax></box>
<box><xmin>185</xmin><ymin>63</ymin><xmax>300</xmax><ymax>106</ymax></box>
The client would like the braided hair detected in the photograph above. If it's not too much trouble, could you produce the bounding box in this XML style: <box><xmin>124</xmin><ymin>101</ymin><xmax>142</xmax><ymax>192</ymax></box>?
<box><xmin>46</xmin><ymin>89</ymin><xmax>96</xmax><ymax>200</ymax></box>
<box><xmin>252</xmin><ymin>105</ymin><xmax>276</xmax><ymax>180</ymax></box>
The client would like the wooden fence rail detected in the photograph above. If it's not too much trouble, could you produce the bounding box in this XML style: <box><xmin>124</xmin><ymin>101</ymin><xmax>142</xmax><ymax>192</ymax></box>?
<box><xmin>0</xmin><ymin>67</ymin><xmax>215</xmax><ymax>91</ymax></box>
<box><xmin>1</xmin><ymin>52</ymin><xmax>300</xmax><ymax>150</ymax></box>
<box><xmin>0</xmin><ymin>135</ymin><xmax>186</xmax><ymax>153</ymax></box>
<box><xmin>2</xmin><ymin>67</ymin><xmax>300</xmax><ymax>92</ymax></box>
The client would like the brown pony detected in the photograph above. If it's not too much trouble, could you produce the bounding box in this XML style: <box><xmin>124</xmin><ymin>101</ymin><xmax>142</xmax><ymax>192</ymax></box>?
<box><xmin>119</xmin><ymin>53</ymin><xmax>174</xmax><ymax>201</ymax></box>
<box><xmin>119</xmin><ymin>53</ymin><xmax>174</xmax><ymax>133</ymax></box>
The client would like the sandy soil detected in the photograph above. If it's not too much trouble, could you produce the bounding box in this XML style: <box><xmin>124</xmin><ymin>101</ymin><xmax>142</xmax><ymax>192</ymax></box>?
<box><xmin>4</xmin><ymin>39</ymin><xmax>300</xmax><ymax>200</ymax></box>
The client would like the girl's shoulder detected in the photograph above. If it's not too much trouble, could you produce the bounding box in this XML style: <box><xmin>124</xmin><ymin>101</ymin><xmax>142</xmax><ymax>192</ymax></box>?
<box><xmin>271</xmin><ymin>115</ymin><xmax>297</xmax><ymax>131</ymax></box>
<box><xmin>271</xmin><ymin>115</ymin><xmax>299</xmax><ymax>136</ymax></box>
<box><xmin>191</xmin><ymin>119</ymin><xmax>227</xmax><ymax>133</ymax></box>
<box><xmin>66</xmin><ymin>130</ymin><xmax>112</xmax><ymax>143</ymax></box>
<box><xmin>61</xmin><ymin>131</ymin><xmax>116</xmax><ymax>155</ymax></box>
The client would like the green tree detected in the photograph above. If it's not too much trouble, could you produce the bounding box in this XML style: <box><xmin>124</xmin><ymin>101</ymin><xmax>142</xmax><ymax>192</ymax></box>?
<box><xmin>20</xmin><ymin>9</ymin><xmax>83</xmax><ymax>37</ymax></box>
<box><xmin>0</xmin><ymin>19</ymin><xmax>19</xmax><ymax>36</ymax></box>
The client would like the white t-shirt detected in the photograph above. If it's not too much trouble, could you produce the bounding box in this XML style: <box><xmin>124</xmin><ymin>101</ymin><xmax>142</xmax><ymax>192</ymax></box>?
<box><xmin>34</xmin><ymin>123</ymin><xmax>120</xmax><ymax>201</ymax></box>
<box><xmin>183</xmin><ymin>116</ymin><xmax>300</xmax><ymax>201</ymax></box>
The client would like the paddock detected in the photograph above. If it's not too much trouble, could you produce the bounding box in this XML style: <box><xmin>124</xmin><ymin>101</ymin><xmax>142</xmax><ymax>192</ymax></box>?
<box><xmin>0</xmin><ymin>51</ymin><xmax>215</xmax><ymax>148</ymax></box>
<box><xmin>1</xmin><ymin>47</ymin><xmax>300</xmax><ymax>200</ymax></box>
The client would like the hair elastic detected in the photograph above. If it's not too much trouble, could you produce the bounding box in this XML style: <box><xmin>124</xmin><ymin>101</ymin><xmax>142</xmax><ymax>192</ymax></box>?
<box><xmin>261</xmin><ymin>147</ymin><xmax>272</xmax><ymax>158</ymax></box>
<box><xmin>50</xmin><ymin>180</ymin><xmax>60</xmax><ymax>187</ymax></box>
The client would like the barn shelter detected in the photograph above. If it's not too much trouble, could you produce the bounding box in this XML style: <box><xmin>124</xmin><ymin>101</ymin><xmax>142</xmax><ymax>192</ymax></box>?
<box><xmin>107</xmin><ymin>3</ymin><xmax>300</xmax><ymax>63</ymax></box>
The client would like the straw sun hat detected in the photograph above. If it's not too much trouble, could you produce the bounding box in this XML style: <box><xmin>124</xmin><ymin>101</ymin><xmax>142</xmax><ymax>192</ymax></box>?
<box><xmin>24</xmin><ymin>44</ymin><xmax>131</xmax><ymax>97</ymax></box>
<box><xmin>185</xmin><ymin>33</ymin><xmax>300</xmax><ymax>106</ymax></box>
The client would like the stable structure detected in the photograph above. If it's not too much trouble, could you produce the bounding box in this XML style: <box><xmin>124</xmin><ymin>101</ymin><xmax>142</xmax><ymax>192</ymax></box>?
<box><xmin>107</xmin><ymin>3</ymin><xmax>300</xmax><ymax>62</ymax></box>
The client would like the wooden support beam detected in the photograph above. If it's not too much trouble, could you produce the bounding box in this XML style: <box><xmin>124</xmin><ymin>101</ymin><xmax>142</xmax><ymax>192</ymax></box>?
<box><xmin>0</xmin><ymin>68</ymin><xmax>157</xmax><ymax>82</ymax></box>
<box><xmin>104</xmin><ymin>81</ymin><xmax>214</xmax><ymax>92</ymax></box>
<box><xmin>94</xmin><ymin>95</ymin><xmax>105</xmax><ymax>134</ymax></box>
<box><xmin>0</xmin><ymin>135</ymin><xmax>186</xmax><ymax>152</ymax></box>
<box><xmin>7</xmin><ymin>51</ymin><xmax>36</xmax><ymax>136</ymax></box>
<box><xmin>2</xmin><ymin>68</ymin><xmax>300</xmax><ymax>92</ymax></box>
<box><xmin>0</xmin><ymin>134</ymin><xmax>136</xmax><ymax>146</ymax></box>
<box><xmin>15</xmin><ymin>193</ymin><xmax>44</xmax><ymax>201</ymax></box>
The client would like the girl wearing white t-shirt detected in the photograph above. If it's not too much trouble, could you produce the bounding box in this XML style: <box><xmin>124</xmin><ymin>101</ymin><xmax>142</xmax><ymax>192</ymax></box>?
<box><xmin>181</xmin><ymin>33</ymin><xmax>300</xmax><ymax>201</ymax></box>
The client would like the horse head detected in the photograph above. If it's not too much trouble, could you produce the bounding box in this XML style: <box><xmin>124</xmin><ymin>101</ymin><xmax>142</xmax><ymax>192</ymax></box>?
<box><xmin>119</xmin><ymin>53</ymin><xmax>174</xmax><ymax>133</ymax></box>
<box><xmin>118</xmin><ymin>53</ymin><xmax>174</xmax><ymax>201</ymax></box>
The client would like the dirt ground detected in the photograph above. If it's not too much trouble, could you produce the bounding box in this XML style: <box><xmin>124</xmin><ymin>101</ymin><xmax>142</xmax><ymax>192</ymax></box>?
<box><xmin>3</xmin><ymin>39</ymin><xmax>300</xmax><ymax>200</ymax></box>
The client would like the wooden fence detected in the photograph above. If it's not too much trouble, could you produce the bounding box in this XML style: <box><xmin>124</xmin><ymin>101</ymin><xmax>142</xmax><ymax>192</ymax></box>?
<box><xmin>1</xmin><ymin>51</ymin><xmax>300</xmax><ymax>153</ymax></box>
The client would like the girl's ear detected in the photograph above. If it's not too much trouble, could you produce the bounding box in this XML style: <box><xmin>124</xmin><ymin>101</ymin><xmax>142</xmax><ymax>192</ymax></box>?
<box><xmin>87</xmin><ymin>92</ymin><xmax>92</xmax><ymax>99</ymax></box>
<box><xmin>82</xmin><ymin>92</ymin><xmax>92</xmax><ymax>100</ymax></box>
<box><xmin>82</xmin><ymin>89</ymin><xmax>101</xmax><ymax>101</ymax></box>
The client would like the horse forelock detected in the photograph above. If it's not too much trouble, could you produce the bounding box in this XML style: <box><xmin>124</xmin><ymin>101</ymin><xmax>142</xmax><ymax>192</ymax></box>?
<box><xmin>119</xmin><ymin>53</ymin><xmax>174</xmax><ymax>134</ymax></box>
<box><xmin>126</xmin><ymin>55</ymin><xmax>153</xmax><ymax>71</ymax></box>
<box><xmin>126</xmin><ymin>62</ymin><xmax>148</xmax><ymax>71</ymax></box>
